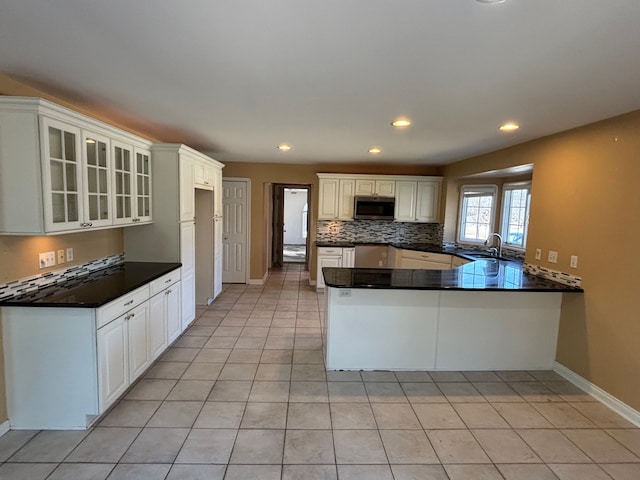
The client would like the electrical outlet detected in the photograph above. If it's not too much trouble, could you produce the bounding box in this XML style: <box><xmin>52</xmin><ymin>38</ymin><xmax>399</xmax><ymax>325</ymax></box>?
<box><xmin>570</xmin><ymin>255</ymin><xmax>578</xmax><ymax>268</ymax></box>
<box><xmin>548</xmin><ymin>250</ymin><xmax>558</xmax><ymax>263</ymax></box>
<box><xmin>66</xmin><ymin>247</ymin><xmax>74</xmax><ymax>262</ymax></box>
<box><xmin>535</xmin><ymin>248</ymin><xmax>542</xmax><ymax>260</ymax></box>
<box><xmin>39</xmin><ymin>251</ymin><xmax>56</xmax><ymax>269</ymax></box>
<box><xmin>339</xmin><ymin>289</ymin><xmax>352</xmax><ymax>297</ymax></box>
<box><xmin>57</xmin><ymin>249</ymin><xmax>65</xmax><ymax>264</ymax></box>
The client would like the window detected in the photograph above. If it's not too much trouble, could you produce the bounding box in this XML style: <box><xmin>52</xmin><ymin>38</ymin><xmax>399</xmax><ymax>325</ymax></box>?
<box><xmin>501</xmin><ymin>182</ymin><xmax>531</xmax><ymax>249</ymax></box>
<box><xmin>458</xmin><ymin>185</ymin><xmax>498</xmax><ymax>243</ymax></box>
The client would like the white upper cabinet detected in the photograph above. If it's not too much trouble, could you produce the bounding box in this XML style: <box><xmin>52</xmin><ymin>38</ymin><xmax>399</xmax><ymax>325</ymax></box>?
<box><xmin>317</xmin><ymin>174</ymin><xmax>441</xmax><ymax>223</ymax></box>
<box><xmin>318</xmin><ymin>177</ymin><xmax>339</xmax><ymax>220</ymax></box>
<box><xmin>415</xmin><ymin>180</ymin><xmax>440</xmax><ymax>222</ymax></box>
<box><xmin>82</xmin><ymin>130</ymin><xmax>112</xmax><ymax>228</ymax></box>
<box><xmin>0</xmin><ymin>97</ymin><xmax>153</xmax><ymax>235</ymax></box>
<box><xmin>337</xmin><ymin>179</ymin><xmax>356</xmax><ymax>220</ymax></box>
<box><xmin>194</xmin><ymin>160</ymin><xmax>215</xmax><ymax>190</ymax></box>
<box><xmin>394</xmin><ymin>181</ymin><xmax>418</xmax><ymax>222</ymax></box>
<box><xmin>393</xmin><ymin>179</ymin><xmax>441</xmax><ymax>223</ymax></box>
<box><xmin>133</xmin><ymin>149</ymin><xmax>152</xmax><ymax>223</ymax></box>
<box><xmin>41</xmin><ymin>117</ymin><xmax>84</xmax><ymax>232</ymax></box>
<box><xmin>355</xmin><ymin>179</ymin><xmax>395</xmax><ymax>197</ymax></box>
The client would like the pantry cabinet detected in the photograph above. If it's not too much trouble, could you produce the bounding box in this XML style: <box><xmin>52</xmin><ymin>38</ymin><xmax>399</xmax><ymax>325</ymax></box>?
<box><xmin>0</xmin><ymin>97</ymin><xmax>153</xmax><ymax>235</ymax></box>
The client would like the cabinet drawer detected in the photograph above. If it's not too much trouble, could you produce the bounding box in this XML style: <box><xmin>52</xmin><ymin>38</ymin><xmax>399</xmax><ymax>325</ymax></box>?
<box><xmin>317</xmin><ymin>248</ymin><xmax>343</xmax><ymax>256</ymax></box>
<box><xmin>96</xmin><ymin>285</ymin><xmax>150</xmax><ymax>329</ymax></box>
<box><xmin>150</xmin><ymin>269</ymin><xmax>181</xmax><ymax>296</ymax></box>
<box><xmin>400</xmin><ymin>249</ymin><xmax>451</xmax><ymax>264</ymax></box>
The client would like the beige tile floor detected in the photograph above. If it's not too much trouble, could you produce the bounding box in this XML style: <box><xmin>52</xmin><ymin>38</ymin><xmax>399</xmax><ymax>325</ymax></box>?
<box><xmin>1</xmin><ymin>264</ymin><xmax>639</xmax><ymax>479</ymax></box>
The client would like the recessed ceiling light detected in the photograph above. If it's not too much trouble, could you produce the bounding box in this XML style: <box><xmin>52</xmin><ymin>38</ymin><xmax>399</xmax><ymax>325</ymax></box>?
<box><xmin>391</xmin><ymin>118</ymin><xmax>411</xmax><ymax>128</ymax></box>
<box><xmin>368</xmin><ymin>147</ymin><xmax>382</xmax><ymax>154</ymax></box>
<box><xmin>277</xmin><ymin>143</ymin><xmax>292</xmax><ymax>151</ymax></box>
<box><xmin>499</xmin><ymin>122</ymin><xmax>519</xmax><ymax>132</ymax></box>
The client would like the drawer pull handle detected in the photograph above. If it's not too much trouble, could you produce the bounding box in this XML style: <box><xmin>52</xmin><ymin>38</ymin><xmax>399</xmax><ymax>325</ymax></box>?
<box><xmin>165</xmin><ymin>279</ymin><xmax>172</xmax><ymax>283</ymax></box>
<box><xmin>165</xmin><ymin>289</ymin><xmax>172</xmax><ymax>295</ymax></box>
<box><xmin>124</xmin><ymin>300</ymin><xmax>134</xmax><ymax>306</ymax></box>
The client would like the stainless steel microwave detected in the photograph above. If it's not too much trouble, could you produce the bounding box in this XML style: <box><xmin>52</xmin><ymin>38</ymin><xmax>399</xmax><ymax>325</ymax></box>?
<box><xmin>353</xmin><ymin>196</ymin><xmax>395</xmax><ymax>220</ymax></box>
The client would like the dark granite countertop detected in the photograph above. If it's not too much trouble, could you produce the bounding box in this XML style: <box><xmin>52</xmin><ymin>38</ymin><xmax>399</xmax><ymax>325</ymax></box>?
<box><xmin>323</xmin><ymin>258</ymin><xmax>582</xmax><ymax>292</ymax></box>
<box><xmin>316</xmin><ymin>242</ymin><xmax>582</xmax><ymax>292</ymax></box>
<box><xmin>0</xmin><ymin>262</ymin><xmax>182</xmax><ymax>308</ymax></box>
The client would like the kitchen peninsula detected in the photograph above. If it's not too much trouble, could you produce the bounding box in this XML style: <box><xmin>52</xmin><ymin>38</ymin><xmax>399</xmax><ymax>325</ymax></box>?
<box><xmin>321</xmin><ymin>250</ymin><xmax>583</xmax><ymax>372</ymax></box>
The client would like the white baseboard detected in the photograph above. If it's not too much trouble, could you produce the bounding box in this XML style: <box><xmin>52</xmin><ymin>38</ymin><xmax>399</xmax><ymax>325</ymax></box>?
<box><xmin>553</xmin><ymin>361</ymin><xmax>640</xmax><ymax>427</ymax></box>
<box><xmin>0</xmin><ymin>420</ymin><xmax>10</xmax><ymax>437</ymax></box>
<box><xmin>248</xmin><ymin>271</ymin><xmax>269</xmax><ymax>285</ymax></box>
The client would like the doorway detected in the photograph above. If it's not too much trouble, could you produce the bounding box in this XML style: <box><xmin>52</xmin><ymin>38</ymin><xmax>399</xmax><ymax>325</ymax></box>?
<box><xmin>272</xmin><ymin>184</ymin><xmax>310</xmax><ymax>268</ymax></box>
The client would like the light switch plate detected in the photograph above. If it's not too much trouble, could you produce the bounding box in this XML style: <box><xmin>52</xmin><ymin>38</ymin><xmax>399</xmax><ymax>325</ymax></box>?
<box><xmin>66</xmin><ymin>247</ymin><xmax>74</xmax><ymax>262</ymax></box>
<box><xmin>57</xmin><ymin>249</ymin><xmax>65</xmax><ymax>264</ymax></box>
<box><xmin>535</xmin><ymin>248</ymin><xmax>542</xmax><ymax>260</ymax></box>
<box><xmin>548</xmin><ymin>250</ymin><xmax>558</xmax><ymax>263</ymax></box>
<box><xmin>570</xmin><ymin>255</ymin><xmax>578</xmax><ymax>268</ymax></box>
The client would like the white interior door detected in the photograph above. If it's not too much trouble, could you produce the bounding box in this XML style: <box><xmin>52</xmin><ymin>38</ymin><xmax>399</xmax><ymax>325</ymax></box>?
<box><xmin>222</xmin><ymin>180</ymin><xmax>248</xmax><ymax>283</ymax></box>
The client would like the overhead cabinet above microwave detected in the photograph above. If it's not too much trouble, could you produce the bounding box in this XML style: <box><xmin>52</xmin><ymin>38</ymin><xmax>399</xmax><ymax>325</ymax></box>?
<box><xmin>0</xmin><ymin>97</ymin><xmax>153</xmax><ymax>235</ymax></box>
<box><xmin>317</xmin><ymin>174</ymin><xmax>442</xmax><ymax>223</ymax></box>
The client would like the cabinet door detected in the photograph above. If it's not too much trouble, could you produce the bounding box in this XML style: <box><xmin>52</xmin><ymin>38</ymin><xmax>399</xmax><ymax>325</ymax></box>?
<box><xmin>127</xmin><ymin>302</ymin><xmax>150</xmax><ymax>382</ymax></box>
<box><xmin>149</xmin><ymin>293</ymin><xmax>167</xmax><ymax>361</ymax></box>
<box><xmin>82</xmin><ymin>131</ymin><xmax>112</xmax><ymax>228</ymax></box>
<box><xmin>337</xmin><ymin>179</ymin><xmax>355</xmax><ymax>220</ymax></box>
<box><xmin>394</xmin><ymin>181</ymin><xmax>417</xmax><ymax>222</ymax></box>
<box><xmin>181</xmin><ymin>268</ymin><xmax>196</xmax><ymax>331</ymax></box>
<box><xmin>316</xmin><ymin>254</ymin><xmax>342</xmax><ymax>289</ymax></box>
<box><xmin>40</xmin><ymin>117</ymin><xmax>84</xmax><ymax>232</ymax></box>
<box><xmin>354</xmin><ymin>179</ymin><xmax>375</xmax><ymax>196</ymax></box>
<box><xmin>194</xmin><ymin>161</ymin><xmax>214</xmax><ymax>189</ymax></box>
<box><xmin>318</xmin><ymin>178</ymin><xmax>339</xmax><ymax>219</ymax></box>
<box><xmin>416</xmin><ymin>181</ymin><xmax>439</xmax><ymax>222</ymax></box>
<box><xmin>167</xmin><ymin>281</ymin><xmax>182</xmax><ymax>344</ymax></box>
<box><xmin>180</xmin><ymin>156</ymin><xmax>195</xmax><ymax>221</ymax></box>
<box><xmin>180</xmin><ymin>221</ymin><xmax>196</xmax><ymax>330</ymax></box>
<box><xmin>134</xmin><ymin>148</ymin><xmax>152</xmax><ymax>223</ymax></box>
<box><xmin>355</xmin><ymin>179</ymin><xmax>395</xmax><ymax>197</ymax></box>
<box><xmin>342</xmin><ymin>248</ymin><xmax>355</xmax><ymax>267</ymax></box>
<box><xmin>112</xmin><ymin>141</ymin><xmax>135</xmax><ymax>225</ymax></box>
<box><xmin>97</xmin><ymin>316</ymin><xmax>128</xmax><ymax>412</ymax></box>
<box><xmin>375</xmin><ymin>180</ymin><xmax>395</xmax><ymax>197</ymax></box>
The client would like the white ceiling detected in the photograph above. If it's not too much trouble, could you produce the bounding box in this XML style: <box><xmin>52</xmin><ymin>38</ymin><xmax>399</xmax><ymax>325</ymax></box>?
<box><xmin>1</xmin><ymin>0</ymin><xmax>640</xmax><ymax>166</ymax></box>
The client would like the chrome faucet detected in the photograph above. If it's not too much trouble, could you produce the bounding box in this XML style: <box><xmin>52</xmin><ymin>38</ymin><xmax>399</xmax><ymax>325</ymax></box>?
<box><xmin>484</xmin><ymin>233</ymin><xmax>503</xmax><ymax>257</ymax></box>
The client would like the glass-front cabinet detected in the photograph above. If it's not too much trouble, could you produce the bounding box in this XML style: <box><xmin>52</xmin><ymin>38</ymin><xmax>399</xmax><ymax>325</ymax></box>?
<box><xmin>41</xmin><ymin>117</ymin><xmax>84</xmax><ymax>232</ymax></box>
<box><xmin>0</xmin><ymin>97</ymin><xmax>153</xmax><ymax>235</ymax></box>
<box><xmin>134</xmin><ymin>149</ymin><xmax>152</xmax><ymax>223</ymax></box>
<box><xmin>112</xmin><ymin>141</ymin><xmax>134</xmax><ymax>225</ymax></box>
<box><xmin>112</xmin><ymin>144</ymin><xmax>152</xmax><ymax>225</ymax></box>
<box><xmin>82</xmin><ymin>131</ymin><xmax>112</xmax><ymax>228</ymax></box>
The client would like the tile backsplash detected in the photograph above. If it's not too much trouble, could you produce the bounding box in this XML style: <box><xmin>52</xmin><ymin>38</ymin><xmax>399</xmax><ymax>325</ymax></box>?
<box><xmin>0</xmin><ymin>254</ymin><xmax>124</xmax><ymax>301</ymax></box>
<box><xmin>316</xmin><ymin>220</ymin><xmax>443</xmax><ymax>244</ymax></box>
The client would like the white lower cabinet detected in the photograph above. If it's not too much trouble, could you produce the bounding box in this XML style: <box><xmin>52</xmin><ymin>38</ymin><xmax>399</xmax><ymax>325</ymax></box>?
<box><xmin>97</xmin><ymin>315</ymin><xmax>129</xmax><ymax>412</ymax></box>
<box><xmin>97</xmin><ymin>300</ymin><xmax>151</xmax><ymax>413</ymax></box>
<box><xmin>2</xmin><ymin>267</ymin><xmax>182</xmax><ymax>430</ymax></box>
<box><xmin>317</xmin><ymin>247</ymin><xmax>354</xmax><ymax>290</ymax></box>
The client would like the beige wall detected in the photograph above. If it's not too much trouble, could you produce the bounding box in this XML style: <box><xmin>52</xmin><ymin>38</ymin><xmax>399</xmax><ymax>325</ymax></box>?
<box><xmin>222</xmin><ymin>162</ymin><xmax>438</xmax><ymax>282</ymax></box>
<box><xmin>441</xmin><ymin>110</ymin><xmax>640</xmax><ymax>411</ymax></box>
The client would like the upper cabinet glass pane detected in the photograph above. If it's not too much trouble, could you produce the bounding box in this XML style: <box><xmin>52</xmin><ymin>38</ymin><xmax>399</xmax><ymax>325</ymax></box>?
<box><xmin>64</xmin><ymin>132</ymin><xmax>76</xmax><ymax>161</ymax></box>
<box><xmin>48</xmin><ymin>127</ymin><xmax>62</xmax><ymax>159</ymax></box>
<box><xmin>98</xmin><ymin>141</ymin><xmax>107</xmax><ymax>167</ymax></box>
<box><xmin>86</xmin><ymin>140</ymin><xmax>96</xmax><ymax>165</ymax></box>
